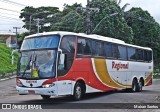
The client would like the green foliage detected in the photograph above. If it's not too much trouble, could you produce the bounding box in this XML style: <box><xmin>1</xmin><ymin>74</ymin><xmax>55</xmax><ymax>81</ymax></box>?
<box><xmin>62</xmin><ymin>3</ymin><xmax>82</xmax><ymax>16</ymax></box>
<box><xmin>20</xmin><ymin>6</ymin><xmax>60</xmax><ymax>34</ymax></box>
<box><xmin>51</xmin><ymin>11</ymin><xmax>81</xmax><ymax>32</ymax></box>
<box><xmin>125</xmin><ymin>7</ymin><xmax>160</xmax><ymax>66</ymax></box>
<box><xmin>17</xmin><ymin>32</ymin><xmax>29</xmax><ymax>48</ymax></box>
<box><xmin>90</xmin><ymin>0</ymin><xmax>133</xmax><ymax>43</ymax></box>
<box><xmin>0</xmin><ymin>44</ymin><xmax>18</xmax><ymax>74</ymax></box>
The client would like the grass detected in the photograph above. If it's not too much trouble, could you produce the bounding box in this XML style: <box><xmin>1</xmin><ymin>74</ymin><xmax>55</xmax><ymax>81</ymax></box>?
<box><xmin>0</xmin><ymin>43</ymin><xmax>18</xmax><ymax>76</ymax></box>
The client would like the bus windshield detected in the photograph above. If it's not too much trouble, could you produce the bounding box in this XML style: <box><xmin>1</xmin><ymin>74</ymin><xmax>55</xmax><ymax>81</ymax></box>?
<box><xmin>18</xmin><ymin>35</ymin><xmax>60</xmax><ymax>79</ymax></box>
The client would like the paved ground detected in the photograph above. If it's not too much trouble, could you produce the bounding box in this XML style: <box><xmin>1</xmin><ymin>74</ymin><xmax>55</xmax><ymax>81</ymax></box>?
<box><xmin>0</xmin><ymin>78</ymin><xmax>160</xmax><ymax>112</ymax></box>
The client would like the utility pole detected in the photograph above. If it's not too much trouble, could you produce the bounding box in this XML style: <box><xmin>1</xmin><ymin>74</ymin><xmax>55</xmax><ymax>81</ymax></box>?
<box><xmin>34</xmin><ymin>18</ymin><xmax>43</xmax><ymax>33</ymax></box>
<box><xmin>77</xmin><ymin>0</ymin><xmax>99</xmax><ymax>34</ymax></box>
<box><xmin>13</xmin><ymin>27</ymin><xmax>20</xmax><ymax>48</ymax></box>
<box><xmin>86</xmin><ymin>0</ymin><xmax>91</xmax><ymax>34</ymax></box>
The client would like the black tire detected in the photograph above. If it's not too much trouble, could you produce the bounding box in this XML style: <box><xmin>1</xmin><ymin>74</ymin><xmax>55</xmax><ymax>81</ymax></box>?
<box><xmin>73</xmin><ymin>82</ymin><xmax>83</xmax><ymax>100</ymax></box>
<box><xmin>41</xmin><ymin>95</ymin><xmax>51</xmax><ymax>100</ymax></box>
<box><xmin>132</xmin><ymin>79</ymin><xmax>139</xmax><ymax>92</ymax></box>
<box><xmin>138</xmin><ymin>79</ymin><xmax>143</xmax><ymax>92</ymax></box>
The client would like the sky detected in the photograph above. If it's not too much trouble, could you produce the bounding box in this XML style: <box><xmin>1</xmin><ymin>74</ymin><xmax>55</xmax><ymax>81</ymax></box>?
<box><xmin>0</xmin><ymin>0</ymin><xmax>160</xmax><ymax>34</ymax></box>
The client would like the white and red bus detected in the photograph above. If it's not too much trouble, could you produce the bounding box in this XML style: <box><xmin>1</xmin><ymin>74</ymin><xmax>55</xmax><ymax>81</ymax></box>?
<box><xmin>16</xmin><ymin>31</ymin><xmax>153</xmax><ymax>100</ymax></box>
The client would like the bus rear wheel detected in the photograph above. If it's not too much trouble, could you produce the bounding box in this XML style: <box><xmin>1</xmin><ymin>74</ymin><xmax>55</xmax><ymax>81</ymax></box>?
<box><xmin>41</xmin><ymin>95</ymin><xmax>51</xmax><ymax>100</ymax></box>
<box><xmin>132</xmin><ymin>79</ymin><xmax>139</xmax><ymax>92</ymax></box>
<box><xmin>73</xmin><ymin>82</ymin><xmax>83</xmax><ymax>100</ymax></box>
<box><xmin>138</xmin><ymin>79</ymin><xmax>143</xmax><ymax>92</ymax></box>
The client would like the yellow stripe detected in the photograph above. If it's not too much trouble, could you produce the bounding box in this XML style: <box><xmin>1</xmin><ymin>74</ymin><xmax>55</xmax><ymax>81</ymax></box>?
<box><xmin>94</xmin><ymin>58</ymin><xmax>128</xmax><ymax>88</ymax></box>
<box><xmin>144</xmin><ymin>72</ymin><xmax>152</xmax><ymax>85</ymax></box>
<box><xmin>112</xmin><ymin>78</ymin><xmax>132</xmax><ymax>88</ymax></box>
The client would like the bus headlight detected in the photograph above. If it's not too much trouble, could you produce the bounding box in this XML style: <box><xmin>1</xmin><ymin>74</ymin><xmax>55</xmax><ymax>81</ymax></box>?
<box><xmin>42</xmin><ymin>83</ymin><xmax>55</xmax><ymax>88</ymax></box>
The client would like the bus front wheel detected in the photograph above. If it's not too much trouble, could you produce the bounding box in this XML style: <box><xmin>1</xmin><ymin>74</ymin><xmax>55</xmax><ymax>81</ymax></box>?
<box><xmin>73</xmin><ymin>82</ymin><xmax>83</xmax><ymax>100</ymax></box>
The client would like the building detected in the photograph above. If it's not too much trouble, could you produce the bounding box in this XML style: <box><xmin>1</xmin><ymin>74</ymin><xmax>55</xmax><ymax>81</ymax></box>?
<box><xmin>0</xmin><ymin>33</ymin><xmax>17</xmax><ymax>48</ymax></box>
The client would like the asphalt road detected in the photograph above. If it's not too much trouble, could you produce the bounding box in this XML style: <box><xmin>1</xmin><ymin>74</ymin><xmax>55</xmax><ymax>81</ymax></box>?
<box><xmin>0</xmin><ymin>78</ymin><xmax>160</xmax><ymax>112</ymax></box>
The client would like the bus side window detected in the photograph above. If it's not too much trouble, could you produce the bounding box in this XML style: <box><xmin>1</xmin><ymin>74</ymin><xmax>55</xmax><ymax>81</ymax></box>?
<box><xmin>118</xmin><ymin>45</ymin><xmax>127</xmax><ymax>60</ymax></box>
<box><xmin>144</xmin><ymin>50</ymin><xmax>148</xmax><ymax>62</ymax></box>
<box><xmin>95</xmin><ymin>41</ymin><xmax>104</xmax><ymax>57</ymax></box>
<box><xmin>113</xmin><ymin>44</ymin><xmax>119</xmax><ymax>59</ymax></box>
<box><xmin>127</xmin><ymin>47</ymin><xmax>136</xmax><ymax>60</ymax></box>
<box><xmin>91</xmin><ymin>40</ymin><xmax>96</xmax><ymax>56</ymax></box>
<box><xmin>104</xmin><ymin>43</ymin><xmax>113</xmax><ymax>58</ymax></box>
<box><xmin>60</xmin><ymin>36</ymin><xmax>75</xmax><ymax>53</ymax></box>
<box><xmin>136</xmin><ymin>49</ymin><xmax>143</xmax><ymax>61</ymax></box>
<box><xmin>148</xmin><ymin>51</ymin><xmax>152</xmax><ymax>62</ymax></box>
<box><xmin>77</xmin><ymin>37</ymin><xmax>92</xmax><ymax>56</ymax></box>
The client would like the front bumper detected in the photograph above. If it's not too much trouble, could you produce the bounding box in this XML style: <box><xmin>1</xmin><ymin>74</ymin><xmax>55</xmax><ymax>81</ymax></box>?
<box><xmin>16</xmin><ymin>86</ymin><xmax>58</xmax><ymax>96</ymax></box>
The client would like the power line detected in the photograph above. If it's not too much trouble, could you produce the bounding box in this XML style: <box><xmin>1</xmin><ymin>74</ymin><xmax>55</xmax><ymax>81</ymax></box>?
<box><xmin>0</xmin><ymin>7</ymin><xmax>20</xmax><ymax>13</ymax></box>
<box><xmin>0</xmin><ymin>23</ymin><xmax>23</xmax><ymax>25</ymax></box>
<box><xmin>0</xmin><ymin>12</ymin><xmax>19</xmax><ymax>17</ymax></box>
<box><xmin>0</xmin><ymin>15</ymin><xmax>21</xmax><ymax>20</ymax></box>
<box><xmin>0</xmin><ymin>0</ymin><xmax>26</xmax><ymax>7</ymax></box>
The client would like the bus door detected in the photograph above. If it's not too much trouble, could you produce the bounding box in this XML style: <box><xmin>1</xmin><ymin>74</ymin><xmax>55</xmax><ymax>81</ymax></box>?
<box><xmin>56</xmin><ymin>35</ymin><xmax>76</xmax><ymax>95</ymax></box>
<box><xmin>56</xmin><ymin>53</ymin><xmax>72</xmax><ymax>95</ymax></box>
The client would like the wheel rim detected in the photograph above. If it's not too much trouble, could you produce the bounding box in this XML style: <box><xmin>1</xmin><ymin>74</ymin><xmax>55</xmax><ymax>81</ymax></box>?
<box><xmin>132</xmin><ymin>80</ymin><xmax>137</xmax><ymax>92</ymax></box>
<box><xmin>139</xmin><ymin>81</ymin><xmax>142</xmax><ymax>91</ymax></box>
<box><xmin>75</xmin><ymin>86</ymin><xmax>81</xmax><ymax>99</ymax></box>
<box><xmin>133</xmin><ymin>83</ymin><xmax>136</xmax><ymax>92</ymax></box>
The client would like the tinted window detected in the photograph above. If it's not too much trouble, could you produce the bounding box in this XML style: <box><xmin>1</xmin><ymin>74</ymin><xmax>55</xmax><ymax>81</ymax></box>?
<box><xmin>95</xmin><ymin>41</ymin><xmax>104</xmax><ymax>56</ymax></box>
<box><xmin>137</xmin><ymin>49</ymin><xmax>143</xmax><ymax>61</ymax></box>
<box><xmin>148</xmin><ymin>51</ymin><xmax>152</xmax><ymax>62</ymax></box>
<box><xmin>84</xmin><ymin>39</ymin><xmax>92</xmax><ymax>55</ymax></box>
<box><xmin>118</xmin><ymin>45</ymin><xmax>127</xmax><ymax>60</ymax></box>
<box><xmin>144</xmin><ymin>50</ymin><xmax>148</xmax><ymax>61</ymax></box>
<box><xmin>128</xmin><ymin>47</ymin><xmax>136</xmax><ymax>60</ymax></box>
<box><xmin>77</xmin><ymin>38</ymin><xmax>92</xmax><ymax>55</ymax></box>
<box><xmin>113</xmin><ymin>44</ymin><xmax>119</xmax><ymax>58</ymax></box>
<box><xmin>60</xmin><ymin>35</ymin><xmax>75</xmax><ymax>53</ymax></box>
<box><xmin>104</xmin><ymin>43</ymin><xmax>113</xmax><ymax>58</ymax></box>
<box><xmin>91</xmin><ymin>40</ymin><xmax>96</xmax><ymax>56</ymax></box>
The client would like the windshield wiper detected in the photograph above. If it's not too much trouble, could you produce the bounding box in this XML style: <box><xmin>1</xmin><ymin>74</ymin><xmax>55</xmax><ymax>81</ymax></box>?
<box><xmin>22</xmin><ymin>55</ymin><xmax>32</xmax><ymax>78</ymax></box>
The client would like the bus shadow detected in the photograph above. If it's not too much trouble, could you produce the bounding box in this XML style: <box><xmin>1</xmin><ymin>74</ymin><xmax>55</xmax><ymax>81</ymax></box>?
<box><xmin>118</xmin><ymin>89</ymin><xmax>156</xmax><ymax>94</ymax></box>
<box><xmin>20</xmin><ymin>89</ymin><xmax>157</xmax><ymax>104</ymax></box>
<box><xmin>21</xmin><ymin>90</ymin><xmax>118</xmax><ymax>104</ymax></box>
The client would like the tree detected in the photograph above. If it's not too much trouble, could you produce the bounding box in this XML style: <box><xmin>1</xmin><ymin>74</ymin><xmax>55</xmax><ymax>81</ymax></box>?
<box><xmin>20</xmin><ymin>6</ymin><xmax>60</xmax><ymax>34</ymax></box>
<box><xmin>50</xmin><ymin>3</ymin><xmax>83</xmax><ymax>32</ymax></box>
<box><xmin>125</xmin><ymin>8</ymin><xmax>160</xmax><ymax>66</ymax></box>
<box><xmin>50</xmin><ymin>11</ymin><xmax>80</xmax><ymax>32</ymax></box>
<box><xmin>90</xmin><ymin>0</ymin><xmax>133</xmax><ymax>43</ymax></box>
<box><xmin>17</xmin><ymin>32</ymin><xmax>29</xmax><ymax>48</ymax></box>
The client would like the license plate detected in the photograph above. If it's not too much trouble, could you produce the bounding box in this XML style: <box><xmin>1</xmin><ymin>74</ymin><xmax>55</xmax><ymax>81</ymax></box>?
<box><xmin>28</xmin><ymin>90</ymin><xmax>35</xmax><ymax>94</ymax></box>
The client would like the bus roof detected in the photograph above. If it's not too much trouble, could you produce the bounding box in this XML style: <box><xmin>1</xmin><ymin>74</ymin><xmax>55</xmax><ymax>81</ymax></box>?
<box><xmin>25</xmin><ymin>31</ymin><xmax>152</xmax><ymax>51</ymax></box>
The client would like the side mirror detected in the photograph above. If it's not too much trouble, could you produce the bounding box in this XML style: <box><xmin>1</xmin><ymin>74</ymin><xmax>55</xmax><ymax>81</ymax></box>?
<box><xmin>11</xmin><ymin>49</ymin><xmax>20</xmax><ymax>65</ymax></box>
<box><xmin>58</xmin><ymin>53</ymin><xmax>66</xmax><ymax>70</ymax></box>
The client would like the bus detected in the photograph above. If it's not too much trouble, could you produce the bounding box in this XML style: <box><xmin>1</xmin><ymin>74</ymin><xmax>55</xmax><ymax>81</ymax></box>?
<box><xmin>15</xmin><ymin>31</ymin><xmax>153</xmax><ymax>100</ymax></box>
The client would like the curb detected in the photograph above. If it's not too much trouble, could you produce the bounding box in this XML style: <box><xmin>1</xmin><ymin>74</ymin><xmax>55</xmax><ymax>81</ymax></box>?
<box><xmin>0</xmin><ymin>75</ymin><xmax>16</xmax><ymax>82</ymax></box>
